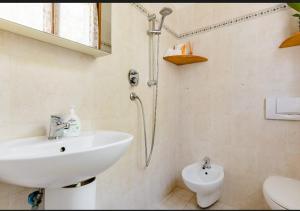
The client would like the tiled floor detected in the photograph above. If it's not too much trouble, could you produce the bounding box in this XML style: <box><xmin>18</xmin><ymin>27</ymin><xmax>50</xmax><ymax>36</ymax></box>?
<box><xmin>159</xmin><ymin>187</ymin><xmax>236</xmax><ymax>210</ymax></box>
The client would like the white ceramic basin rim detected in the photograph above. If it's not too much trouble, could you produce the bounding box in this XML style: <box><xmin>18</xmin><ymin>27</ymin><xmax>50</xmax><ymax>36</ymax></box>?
<box><xmin>0</xmin><ymin>130</ymin><xmax>133</xmax><ymax>188</ymax></box>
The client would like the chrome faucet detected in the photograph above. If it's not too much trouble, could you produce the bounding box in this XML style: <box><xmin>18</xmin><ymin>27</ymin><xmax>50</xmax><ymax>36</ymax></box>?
<box><xmin>48</xmin><ymin>115</ymin><xmax>70</xmax><ymax>140</ymax></box>
<box><xmin>202</xmin><ymin>156</ymin><xmax>211</xmax><ymax>169</ymax></box>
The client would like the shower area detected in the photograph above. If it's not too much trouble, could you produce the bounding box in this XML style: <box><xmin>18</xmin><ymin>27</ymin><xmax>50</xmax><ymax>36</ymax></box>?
<box><xmin>129</xmin><ymin>7</ymin><xmax>173</xmax><ymax>167</ymax></box>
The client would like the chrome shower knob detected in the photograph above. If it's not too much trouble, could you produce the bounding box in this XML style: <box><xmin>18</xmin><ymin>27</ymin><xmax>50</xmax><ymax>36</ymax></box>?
<box><xmin>128</xmin><ymin>69</ymin><xmax>139</xmax><ymax>86</ymax></box>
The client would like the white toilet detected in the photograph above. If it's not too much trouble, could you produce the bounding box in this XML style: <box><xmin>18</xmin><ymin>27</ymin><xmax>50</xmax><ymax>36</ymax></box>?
<box><xmin>182</xmin><ymin>162</ymin><xmax>224</xmax><ymax>208</ymax></box>
<box><xmin>263</xmin><ymin>176</ymin><xmax>300</xmax><ymax>210</ymax></box>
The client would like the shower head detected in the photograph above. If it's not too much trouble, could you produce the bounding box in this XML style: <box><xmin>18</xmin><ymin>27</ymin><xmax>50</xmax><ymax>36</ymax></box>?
<box><xmin>159</xmin><ymin>7</ymin><xmax>173</xmax><ymax>16</ymax></box>
<box><xmin>157</xmin><ymin>7</ymin><xmax>173</xmax><ymax>31</ymax></box>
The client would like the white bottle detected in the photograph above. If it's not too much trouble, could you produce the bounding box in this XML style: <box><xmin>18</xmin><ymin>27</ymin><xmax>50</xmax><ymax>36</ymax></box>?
<box><xmin>63</xmin><ymin>106</ymin><xmax>81</xmax><ymax>137</ymax></box>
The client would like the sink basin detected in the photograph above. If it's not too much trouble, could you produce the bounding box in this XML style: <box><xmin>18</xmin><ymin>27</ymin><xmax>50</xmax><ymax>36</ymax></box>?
<box><xmin>0</xmin><ymin>130</ymin><xmax>133</xmax><ymax>188</ymax></box>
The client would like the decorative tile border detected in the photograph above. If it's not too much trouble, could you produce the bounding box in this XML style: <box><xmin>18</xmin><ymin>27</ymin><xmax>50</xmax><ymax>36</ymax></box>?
<box><xmin>131</xmin><ymin>3</ymin><xmax>288</xmax><ymax>39</ymax></box>
<box><xmin>178</xmin><ymin>3</ymin><xmax>288</xmax><ymax>38</ymax></box>
<box><xmin>131</xmin><ymin>3</ymin><xmax>151</xmax><ymax>17</ymax></box>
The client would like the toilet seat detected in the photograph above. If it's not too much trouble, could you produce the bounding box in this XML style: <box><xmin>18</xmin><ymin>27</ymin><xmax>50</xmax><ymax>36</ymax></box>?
<box><xmin>263</xmin><ymin>176</ymin><xmax>300</xmax><ymax>210</ymax></box>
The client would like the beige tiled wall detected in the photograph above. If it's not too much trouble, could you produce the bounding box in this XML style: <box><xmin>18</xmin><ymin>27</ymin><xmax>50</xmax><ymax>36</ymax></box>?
<box><xmin>176</xmin><ymin>5</ymin><xmax>300</xmax><ymax>209</ymax></box>
<box><xmin>1</xmin><ymin>3</ymin><xmax>300</xmax><ymax>210</ymax></box>
<box><xmin>0</xmin><ymin>4</ymin><xmax>179</xmax><ymax>209</ymax></box>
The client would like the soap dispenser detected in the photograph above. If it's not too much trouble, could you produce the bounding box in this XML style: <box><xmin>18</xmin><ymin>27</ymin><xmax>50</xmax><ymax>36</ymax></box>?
<box><xmin>63</xmin><ymin>105</ymin><xmax>81</xmax><ymax>137</ymax></box>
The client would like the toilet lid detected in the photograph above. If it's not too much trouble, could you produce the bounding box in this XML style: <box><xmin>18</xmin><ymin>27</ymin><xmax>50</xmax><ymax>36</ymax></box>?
<box><xmin>264</xmin><ymin>176</ymin><xmax>300</xmax><ymax>210</ymax></box>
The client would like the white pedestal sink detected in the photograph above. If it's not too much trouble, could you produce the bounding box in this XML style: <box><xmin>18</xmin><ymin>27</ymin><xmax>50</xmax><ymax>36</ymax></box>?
<box><xmin>0</xmin><ymin>130</ymin><xmax>133</xmax><ymax>209</ymax></box>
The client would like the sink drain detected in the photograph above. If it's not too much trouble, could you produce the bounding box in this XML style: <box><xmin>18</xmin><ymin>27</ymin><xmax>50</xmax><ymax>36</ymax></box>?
<box><xmin>60</xmin><ymin>147</ymin><xmax>66</xmax><ymax>152</ymax></box>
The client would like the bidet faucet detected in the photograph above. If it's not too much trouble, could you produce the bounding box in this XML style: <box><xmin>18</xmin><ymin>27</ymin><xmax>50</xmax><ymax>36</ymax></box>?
<box><xmin>202</xmin><ymin>156</ymin><xmax>211</xmax><ymax>169</ymax></box>
<box><xmin>48</xmin><ymin>115</ymin><xmax>70</xmax><ymax>140</ymax></box>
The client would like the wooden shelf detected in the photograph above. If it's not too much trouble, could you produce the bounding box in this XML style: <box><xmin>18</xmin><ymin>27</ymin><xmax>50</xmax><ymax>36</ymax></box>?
<box><xmin>163</xmin><ymin>55</ymin><xmax>208</xmax><ymax>65</ymax></box>
<box><xmin>279</xmin><ymin>32</ymin><xmax>300</xmax><ymax>48</ymax></box>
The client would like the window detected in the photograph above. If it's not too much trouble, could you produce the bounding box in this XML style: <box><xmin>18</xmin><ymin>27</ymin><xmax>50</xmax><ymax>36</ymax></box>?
<box><xmin>0</xmin><ymin>3</ymin><xmax>100</xmax><ymax>48</ymax></box>
<box><xmin>0</xmin><ymin>3</ymin><xmax>47</xmax><ymax>31</ymax></box>
<box><xmin>55</xmin><ymin>3</ymin><xmax>99</xmax><ymax>48</ymax></box>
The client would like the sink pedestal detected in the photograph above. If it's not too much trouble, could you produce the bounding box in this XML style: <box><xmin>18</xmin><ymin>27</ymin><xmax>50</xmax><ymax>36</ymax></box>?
<box><xmin>44</xmin><ymin>177</ymin><xmax>96</xmax><ymax>209</ymax></box>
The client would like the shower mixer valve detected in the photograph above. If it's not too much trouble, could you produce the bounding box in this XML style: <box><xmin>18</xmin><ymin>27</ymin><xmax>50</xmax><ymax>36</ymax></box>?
<box><xmin>128</xmin><ymin>69</ymin><xmax>139</xmax><ymax>87</ymax></box>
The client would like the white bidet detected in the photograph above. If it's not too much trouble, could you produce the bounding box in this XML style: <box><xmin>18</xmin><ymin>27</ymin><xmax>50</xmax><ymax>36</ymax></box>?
<box><xmin>182</xmin><ymin>162</ymin><xmax>224</xmax><ymax>208</ymax></box>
